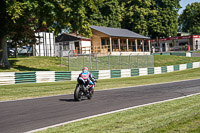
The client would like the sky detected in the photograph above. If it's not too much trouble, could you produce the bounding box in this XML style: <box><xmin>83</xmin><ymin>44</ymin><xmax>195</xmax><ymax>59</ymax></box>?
<box><xmin>179</xmin><ymin>0</ymin><xmax>200</xmax><ymax>14</ymax></box>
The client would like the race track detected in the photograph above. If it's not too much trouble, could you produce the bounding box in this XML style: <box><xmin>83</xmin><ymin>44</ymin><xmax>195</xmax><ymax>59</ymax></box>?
<box><xmin>0</xmin><ymin>79</ymin><xmax>200</xmax><ymax>133</ymax></box>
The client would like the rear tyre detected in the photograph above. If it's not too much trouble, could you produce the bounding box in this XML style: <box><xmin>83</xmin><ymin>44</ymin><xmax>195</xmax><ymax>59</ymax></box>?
<box><xmin>74</xmin><ymin>86</ymin><xmax>82</xmax><ymax>101</ymax></box>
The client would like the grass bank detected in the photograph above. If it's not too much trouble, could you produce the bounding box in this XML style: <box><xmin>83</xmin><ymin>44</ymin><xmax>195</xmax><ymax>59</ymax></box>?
<box><xmin>37</xmin><ymin>94</ymin><xmax>200</xmax><ymax>133</ymax></box>
<box><xmin>1</xmin><ymin>55</ymin><xmax>200</xmax><ymax>72</ymax></box>
<box><xmin>1</xmin><ymin>67</ymin><xmax>200</xmax><ymax>101</ymax></box>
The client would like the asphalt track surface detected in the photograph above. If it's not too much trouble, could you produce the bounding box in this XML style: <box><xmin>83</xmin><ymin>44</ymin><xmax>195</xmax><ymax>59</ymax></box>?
<box><xmin>1</xmin><ymin>79</ymin><xmax>200</xmax><ymax>133</ymax></box>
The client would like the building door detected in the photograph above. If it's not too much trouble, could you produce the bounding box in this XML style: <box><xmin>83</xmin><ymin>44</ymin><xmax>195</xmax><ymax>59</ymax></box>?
<box><xmin>75</xmin><ymin>41</ymin><xmax>80</xmax><ymax>54</ymax></box>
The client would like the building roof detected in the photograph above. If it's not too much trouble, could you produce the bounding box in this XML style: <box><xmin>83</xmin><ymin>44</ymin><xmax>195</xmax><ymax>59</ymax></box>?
<box><xmin>90</xmin><ymin>25</ymin><xmax>150</xmax><ymax>39</ymax></box>
<box><xmin>55</xmin><ymin>33</ymin><xmax>90</xmax><ymax>43</ymax></box>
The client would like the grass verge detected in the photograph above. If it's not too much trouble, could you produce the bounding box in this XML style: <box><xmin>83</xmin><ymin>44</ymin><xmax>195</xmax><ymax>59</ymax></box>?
<box><xmin>37</xmin><ymin>94</ymin><xmax>200</xmax><ymax>133</ymax></box>
<box><xmin>1</xmin><ymin>55</ymin><xmax>200</xmax><ymax>72</ymax></box>
<box><xmin>1</xmin><ymin>67</ymin><xmax>200</xmax><ymax>101</ymax></box>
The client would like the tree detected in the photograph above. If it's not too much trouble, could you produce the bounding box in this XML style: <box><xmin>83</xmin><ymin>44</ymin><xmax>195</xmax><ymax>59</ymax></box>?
<box><xmin>120</xmin><ymin>0</ymin><xmax>180</xmax><ymax>38</ymax></box>
<box><xmin>85</xmin><ymin>0</ymin><xmax>122</xmax><ymax>28</ymax></box>
<box><xmin>179</xmin><ymin>2</ymin><xmax>200</xmax><ymax>34</ymax></box>
<box><xmin>148</xmin><ymin>0</ymin><xmax>181</xmax><ymax>39</ymax></box>
<box><xmin>120</xmin><ymin>0</ymin><xmax>152</xmax><ymax>36</ymax></box>
<box><xmin>0</xmin><ymin>0</ymin><xmax>100</xmax><ymax>69</ymax></box>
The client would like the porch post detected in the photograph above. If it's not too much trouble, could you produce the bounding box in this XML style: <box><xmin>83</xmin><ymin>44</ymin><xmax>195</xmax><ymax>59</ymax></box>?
<box><xmin>148</xmin><ymin>40</ymin><xmax>151</xmax><ymax>52</ymax></box>
<box><xmin>131</xmin><ymin>40</ymin><xmax>133</xmax><ymax>52</ymax></box>
<box><xmin>126</xmin><ymin>38</ymin><xmax>129</xmax><ymax>52</ymax></box>
<box><xmin>142</xmin><ymin>40</ymin><xmax>144</xmax><ymax>52</ymax></box>
<box><xmin>118</xmin><ymin>38</ymin><xmax>121</xmax><ymax>52</ymax></box>
<box><xmin>135</xmin><ymin>39</ymin><xmax>138</xmax><ymax>52</ymax></box>
<box><xmin>110</xmin><ymin>37</ymin><xmax>112</xmax><ymax>53</ymax></box>
<box><xmin>100</xmin><ymin>38</ymin><xmax>102</xmax><ymax>54</ymax></box>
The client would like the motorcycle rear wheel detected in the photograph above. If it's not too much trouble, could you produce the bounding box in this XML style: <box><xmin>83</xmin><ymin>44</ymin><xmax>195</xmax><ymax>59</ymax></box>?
<box><xmin>74</xmin><ymin>86</ymin><xmax>82</xmax><ymax>101</ymax></box>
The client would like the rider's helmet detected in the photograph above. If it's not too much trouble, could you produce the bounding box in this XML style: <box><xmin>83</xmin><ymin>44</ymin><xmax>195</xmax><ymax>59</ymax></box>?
<box><xmin>82</xmin><ymin>67</ymin><xmax>88</xmax><ymax>73</ymax></box>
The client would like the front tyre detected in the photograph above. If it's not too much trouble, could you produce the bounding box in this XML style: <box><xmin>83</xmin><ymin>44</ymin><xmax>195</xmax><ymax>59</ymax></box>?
<box><xmin>87</xmin><ymin>89</ymin><xmax>94</xmax><ymax>100</ymax></box>
<box><xmin>74</xmin><ymin>86</ymin><xmax>82</xmax><ymax>101</ymax></box>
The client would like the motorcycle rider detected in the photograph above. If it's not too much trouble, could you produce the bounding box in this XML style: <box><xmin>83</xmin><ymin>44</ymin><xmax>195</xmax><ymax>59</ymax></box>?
<box><xmin>78</xmin><ymin>67</ymin><xmax>96</xmax><ymax>94</ymax></box>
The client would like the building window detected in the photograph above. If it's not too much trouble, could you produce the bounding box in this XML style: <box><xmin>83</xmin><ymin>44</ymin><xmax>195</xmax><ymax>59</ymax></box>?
<box><xmin>101</xmin><ymin>39</ymin><xmax>106</xmax><ymax>45</ymax></box>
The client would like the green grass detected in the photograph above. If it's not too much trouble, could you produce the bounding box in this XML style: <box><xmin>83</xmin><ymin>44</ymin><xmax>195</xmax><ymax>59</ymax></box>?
<box><xmin>1</xmin><ymin>55</ymin><xmax>200</xmax><ymax>72</ymax></box>
<box><xmin>37</xmin><ymin>94</ymin><xmax>200</xmax><ymax>133</ymax></box>
<box><xmin>1</xmin><ymin>67</ymin><xmax>200</xmax><ymax>101</ymax></box>
<box><xmin>154</xmin><ymin>55</ymin><xmax>200</xmax><ymax>67</ymax></box>
<box><xmin>1</xmin><ymin>55</ymin><xmax>200</xmax><ymax>132</ymax></box>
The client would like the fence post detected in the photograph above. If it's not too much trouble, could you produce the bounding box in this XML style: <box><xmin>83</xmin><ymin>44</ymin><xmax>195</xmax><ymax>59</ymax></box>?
<box><xmin>137</xmin><ymin>54</ymin><xmax>139</xmax><ymax>68</ymax></box>
<box><xmin>90</xmin><ymin>53</ymin><xmax>92</xmax><ymax>70</ymax></box>
<box><xmin>108</xmin><ymin>54</ymin><xmax>110</xmax><ymax>70</ymax></box>
<box><xmin>96</xmin><ymin>53</ymin><xmax>98</xmax><ymax>70</ymax></box>
<box><xmin>129</xmin><ymin>53</ymin><xmax>132</xmax><ymax>69</ymax></box>
<box><xmin>60</xmin><ymin>44</ymin><xmax>63</xmax><ymax>66</ymax></box>
<box><xmin>152</xmin><ymin>54</ymin><xmax>154</xmax><ymax>67</ymax></box>
<box><xmin>146</xmin><ymin>54</ymin><xmax>148</xmax><ymax>68</ymax></box>
<box><xmin>68</xmin><ymin>50</ymin><xmax>71</xmax><ymax>71</ymax></box>
<box><xmin>83</xmin><ymin>52</ymin><xmax>85</xmax><ymax>67</ymax></box>
<box><xmin>119</xmin><ymin>53</ymin><xmax>122</xmax><ymax>69</ymax></box>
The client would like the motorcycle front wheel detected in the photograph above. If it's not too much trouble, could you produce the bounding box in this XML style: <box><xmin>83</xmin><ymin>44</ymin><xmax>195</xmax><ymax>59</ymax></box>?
<box><xmin>87</xmin><ymin>88</ymin><xmax>94</xmax><ymax>100</ymax></box>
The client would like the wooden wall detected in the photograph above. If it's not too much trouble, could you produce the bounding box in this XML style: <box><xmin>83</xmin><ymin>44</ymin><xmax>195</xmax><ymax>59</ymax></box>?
<box><xmin>91</xmin><ymin>29</ymin><xmax>109</xmax><ymax>47</ymax></box>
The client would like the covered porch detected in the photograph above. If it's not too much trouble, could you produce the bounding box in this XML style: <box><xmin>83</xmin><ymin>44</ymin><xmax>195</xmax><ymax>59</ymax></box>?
<box><xmin>92</xmin><ymin>37</ymin><xmax>151</xmax><ymax>55</ymax></box>
<box><xmin>90</xmin><ymin>26</ymin><xmax>151</xmax><ymax>55</ymax></box>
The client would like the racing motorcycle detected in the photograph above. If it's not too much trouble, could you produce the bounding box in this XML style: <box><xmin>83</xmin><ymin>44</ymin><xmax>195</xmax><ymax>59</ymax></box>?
<box><xmin>74</xmin><ymin>77</ymin><xmax>96</xmax><ymax>101</ymax></box>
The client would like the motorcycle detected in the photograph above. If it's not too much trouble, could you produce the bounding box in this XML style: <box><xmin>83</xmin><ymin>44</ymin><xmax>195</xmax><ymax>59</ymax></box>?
<box><xmin>74</xmin><ymin>77</ymin><xmax>96</xmax><ymax>101</ymax></box>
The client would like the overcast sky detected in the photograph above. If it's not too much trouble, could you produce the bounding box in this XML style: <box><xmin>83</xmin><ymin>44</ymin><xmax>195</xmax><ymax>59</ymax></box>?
<box><xmin>179</xmin><ymin>0</ymin><xmax>200</xmax><ymax>14</ymax></box>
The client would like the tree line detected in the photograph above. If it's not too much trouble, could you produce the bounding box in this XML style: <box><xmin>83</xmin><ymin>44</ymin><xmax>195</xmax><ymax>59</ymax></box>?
<box><xmin>0</xmin><ymin>0</ymin><xmax>200</xmax><ymax>69</ymax></box>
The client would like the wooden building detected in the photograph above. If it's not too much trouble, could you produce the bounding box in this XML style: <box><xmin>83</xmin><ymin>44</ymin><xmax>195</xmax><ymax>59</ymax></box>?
<box><xmin>90</xmin><ymin>26</ymin><xmax>151</xmax><ymax>55</ymax></box>
<box><xmin>55</xmin><ymin>33</ymin><xmax>91</xmax><ymax>56</ymax></box>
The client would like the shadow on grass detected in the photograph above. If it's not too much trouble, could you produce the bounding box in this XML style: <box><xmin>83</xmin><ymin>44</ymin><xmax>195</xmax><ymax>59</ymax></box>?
<box><xmin>8</xmin><ymin>59</ymin><xmax>51</xmax><ymax>71</ymax></box>
<box><xmin>12</xmin><ymin>65</ymin><xmax>50</xmax><ymax>71</ymax></box>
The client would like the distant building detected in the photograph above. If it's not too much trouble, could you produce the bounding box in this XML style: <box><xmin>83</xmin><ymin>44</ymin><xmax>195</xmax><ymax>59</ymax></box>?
<box><xmin>34</xmin><ymin>32</ymin><xmax>55</xmax><ymax>56</ymax></box>
<box><xmin>177</xmin><ymin>32</ymin><xmax>191</xmax><ymax>36</ymax></box>
<box><xmin>55</xmin><ymin>33</ymin><xmax>91</xmax><ymax>56</ymax></box>
<box><xmin>151</xmin><ymin>35</ymin><xmax>200</xmax><ymax>52</ymax></box>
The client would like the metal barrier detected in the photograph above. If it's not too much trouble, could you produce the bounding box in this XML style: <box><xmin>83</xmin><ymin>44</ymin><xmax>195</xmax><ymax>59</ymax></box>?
<box><xmin>1</xmin><ymin>62</ymin><xmax>200</xmax><ymax>85</ymax></box>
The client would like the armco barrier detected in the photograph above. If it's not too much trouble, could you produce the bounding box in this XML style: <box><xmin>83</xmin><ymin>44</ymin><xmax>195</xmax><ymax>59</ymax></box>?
<box><xmin>161</xmin><ymin>66</ymin><xmax>167</xmax><ymax>73</ymax></box>
<box><xmin>153</xmin><ymin>52</ymin><xmax>187</xmax><ymax>56</ymax></box>
<box><xmin>15</xmin><ymin>72</ymin><xmax>36</xmax><ymax>84</ymax></box>
<box><xmin>0</xmin><ymin>72</ymin><xmax>15</xmax><ymax>85</ymax></box>
<box><xmin>55</xmin><ymin>71</ymin><xmax>71</xmax><ymax>81</ymax></box>
<box><xmin>0</xmin><ymin>62</ymin><xmax>200</xmax><ymax>85</ymax></box>
<box><xmin>131</xmin><ymin>68</ymin><xmax>139</xmax><ymax>76</ymax></box>
<box><xmin>111</xmin><ymin>70</ymin><xmax>121</xmax><ymax>78</ymax></box>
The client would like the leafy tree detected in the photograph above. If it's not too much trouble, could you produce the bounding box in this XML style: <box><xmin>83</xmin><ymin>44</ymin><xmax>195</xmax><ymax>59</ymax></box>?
<box><xmin>85</xmin><ymin>0</ymin><xmax>122</xmax><ymax>28</ymax></box>
<box><xmin>179</xmin><ymin>2</ymin><xmax>200</xmax><ymax>34</ymax></box>
<box><xmin>120</xmin><ymin>0</ymin><xmax>152</xmax><ymax>36</ymax></box>
<box><xmin>120</xmin><ymin>0</ymin><xmax>180</xmax><ymax>38</ymax></box>
<box><xmin>0</xmin><ymin>0</ymin><xmax>100</xmax><ymax>69</ymax></box>
<box><xmin>148</xmin><ymin>0</ymin><xmax>181</xmax><ymax>38</ymax></box>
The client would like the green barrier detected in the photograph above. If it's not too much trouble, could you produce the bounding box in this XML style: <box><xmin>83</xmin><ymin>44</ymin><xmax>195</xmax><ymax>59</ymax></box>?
<box><xmin>55</xmin><ymin>72</ymin><xmax>71</xmax><ymax>81</ymax></box>
<box><xmin>15</xmin><ymin>72</ymin><xmax>36</xmax><ymax>84</ymax></box>
<box><xmin>152</xmin><ymin>53</ymin><xmax>161</xmax><ymax>55</ymax></box>
<box><xmin>187</xmin><ymin>63</ymin><xmax>193</xmax><ymax>69</ymax></box>
<box><xmin>90</xmin><ymin>71</ymin><xmax>99</xmax><ymax>79</ymax></box>
<box><xmin>148</xmin><ymin>68</ymin><xmax>154</xmax><ymax>75</ymax></box>
<box><xmin>161</xmin><ymin>66</ymin><xmax>167</xmax><ymax>73</ymax></box>
<box><xmin>111</xmin><ymin>70</ymin><xmax>121</xmax><ymax>78</ymax></box>
<box><xmin>131</xmin><ymin>68</ymin><xmax>139</xmax><ymax>76</ymax></box>
<box><xmin>161</xmin><ymin>53</ymin><xmax>171</xmax><ymax>55</ymax></box>
<box><xmin>174</xmin><ymin>65</ymin><xmax>180</xmax><ymax>71</ymax></box>
<box><xmin>170</xmin><ymin>52</ymin><xmax>186</xmax><ymax>56</ymax></box>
